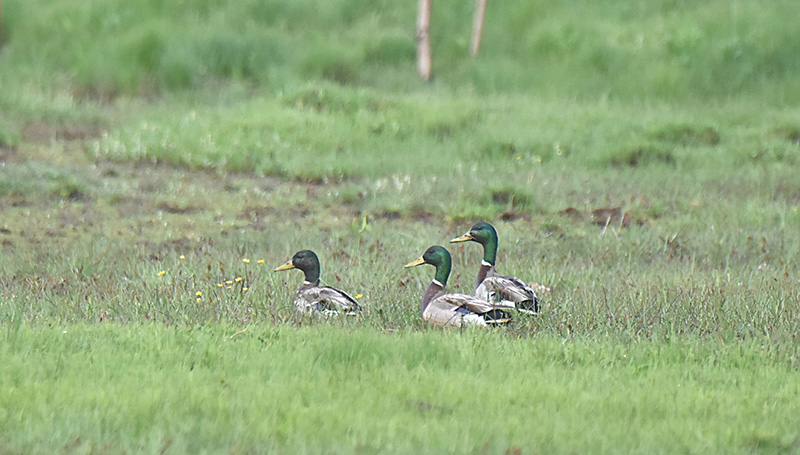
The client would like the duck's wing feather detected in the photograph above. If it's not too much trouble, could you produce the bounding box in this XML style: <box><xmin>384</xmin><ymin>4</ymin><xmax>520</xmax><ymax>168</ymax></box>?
<box><xmin>477</xmin><ymin>276</ymin><xmax>536</xmax><ymax>302</ymax></box>
<box><xmin>425</xmin><ymin>293</ymin><xmax>511</xmax><ymax>327</ymax></box>
<box><xmin>296</xmin><ymin>285</ymin><xmax>362</xmax><ymax>315</ymax></box>
<box><xmin>476</xmin><ymin>275</ymin><xmax>540</xmax><ymax>314</ymax></box>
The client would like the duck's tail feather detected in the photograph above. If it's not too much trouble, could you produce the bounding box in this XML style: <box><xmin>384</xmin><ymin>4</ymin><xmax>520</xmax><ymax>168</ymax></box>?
<box><xmin>515</xmin><ymin>297</ymin><xmax>541</xmax><ymax>315</ymax></box>
<box><xmin>483</xmin><ymin>309</ymin><xmax>513</xmax><ymax>325</ymax></box>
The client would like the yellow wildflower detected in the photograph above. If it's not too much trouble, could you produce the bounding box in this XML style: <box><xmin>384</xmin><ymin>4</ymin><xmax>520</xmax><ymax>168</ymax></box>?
<box><xmin>235</xmin><ymin>277</ymin><xmax>243</xmax><ymax>282</ymax></box>
<box><xmin>243</xmin><ymin>287</ymin><xmax>249</xmax><ymax>292</ymax></box>
<box><xmin>196</xmin><ymin>291</ymin><xmax>202</xmax><ymax>296</ymax></box>
<box><xmin>242</xmin><ymin>258</ymin><xmax>250</xmax><ymax>263</ymax></box>
<box><xmin>180</xmin><ymin>255</ymin><xmax>185</xmax><ymax>260</ymax></box>
<box><xmin>157</xmin><ymin>271</ymin><xmax>166</xmax><ymax>276</ymax></box>
<box><xmin>355</xmin><ymin>294</ymin><xmax>363</xmax><ymax>299</ymax></box>
<box><xmin>257</xmin><ymin>259</ymin><xmax>265</xmax><ymax>264</ymax></box>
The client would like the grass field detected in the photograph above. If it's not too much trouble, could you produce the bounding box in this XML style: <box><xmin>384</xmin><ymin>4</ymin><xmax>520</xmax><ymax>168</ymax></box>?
<box><xmin>1</xmin><ymin>0</ymin><xmax>800</xmax><ymax>453</ymax></box>
<box><xmin>3</xmin><ymin>325</ymin><xmax>799</xmax><ymax>454</ymax></box>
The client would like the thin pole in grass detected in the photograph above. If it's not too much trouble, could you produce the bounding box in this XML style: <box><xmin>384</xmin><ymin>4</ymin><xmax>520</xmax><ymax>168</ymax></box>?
<box><xmin>470</xmin><ymin>0</ymin><xmax>487</xmax><ymax>57</ymax></box>
<box><xmin>416</xmin><ymin>0</ymin><xmax>432</xmax><ymax>81</ymax></box>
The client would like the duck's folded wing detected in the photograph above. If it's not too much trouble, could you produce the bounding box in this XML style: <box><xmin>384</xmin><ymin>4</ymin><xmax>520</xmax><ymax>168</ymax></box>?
<box><xmin>426</xmin><ymin>294</ymin><xmax>487</xmax><ymax>327</ymax></box>
<box><xmin>425</xmin><ymin>293</ymin><xmax>512</xmax><ymax>326</ymax></box>
<box><xmin>301</xmin><ymin>286</ymin><xmax>362</xmax><ymax>313</ymax></box>
<box><xmin>477</xmin><ymin>275</ymin><xmax>537</xmax><ymax>303</ymax></box>
<box><xmin>434</xmin><ymin>293</ymin><xmax>497</xmax><ymax>315</ymax></box>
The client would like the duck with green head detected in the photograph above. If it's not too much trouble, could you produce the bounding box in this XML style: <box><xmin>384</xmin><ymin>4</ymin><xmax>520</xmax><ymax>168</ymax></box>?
<box><xmin>274</xmin><ymin>250</ymin><xmax>362</xmax><ymax>315</ymax></box>
<box><xmin>451</xmin><ymin>222</ymin><xmax>540</xmax><ymax>314</ymax></box>
<box><xmin>405</xmin><ymin>245</ymin><xmax>511</xmax><ymax>327</ymax></box>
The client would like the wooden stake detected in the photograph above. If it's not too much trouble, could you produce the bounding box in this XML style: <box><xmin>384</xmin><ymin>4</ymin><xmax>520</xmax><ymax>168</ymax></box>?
<box><xmin>416</xmin><ymin>0</ymin><xmax>432</xmax><ymax>81</ymax></box>
<box><xmin>470</xmin><ymin>0</ymin><xmax>487</xmax><ymax>57</ymax></box>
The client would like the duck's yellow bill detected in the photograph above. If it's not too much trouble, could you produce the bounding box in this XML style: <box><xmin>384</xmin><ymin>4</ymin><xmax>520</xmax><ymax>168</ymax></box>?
<box><xmin>274</xmin><ymin>260</ymin><xmax>295</xmax><ymax>272</ymax></box>
<box><xmin>450</xmin><ymin>233</ymin><xmax>474</xmax><ymax>243</ymax></box>
<box><xmin>404</xmin><ymin>257</ymin><xmax>426</xmax><ymax>268</ymax></box>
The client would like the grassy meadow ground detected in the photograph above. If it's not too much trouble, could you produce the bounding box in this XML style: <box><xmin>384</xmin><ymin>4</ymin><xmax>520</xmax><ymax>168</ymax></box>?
<box><xmin>1</xmin><ymin>0</ymin><xmax>800</xmax><ymax>453</ymax></box>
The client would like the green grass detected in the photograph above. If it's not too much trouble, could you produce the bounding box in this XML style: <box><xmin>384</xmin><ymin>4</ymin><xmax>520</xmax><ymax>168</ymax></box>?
<box><xmin>2</xmin><ymin>0</ymin><xmax>800</xmax><ymax>111</ymax></box>
<box><xmin>1</xmin><ymin>0</ymin><xmax>800</xmax><ymax>453</ymax></box>
<box><xmin>2</xmin><ymin>324</ymin><xmax>799</xmax><ymax>454</ymax></box>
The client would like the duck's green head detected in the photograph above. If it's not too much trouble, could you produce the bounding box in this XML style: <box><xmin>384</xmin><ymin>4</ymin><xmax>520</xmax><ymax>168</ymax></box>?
<box><xmin>274</xmin><ymin>249</ymin><xmax>321</xmax><ymax>283</ymax></box>
<box><xmin>450</xmin><ymin>221</ymin><xmax>498</xmax><ymax>265</ymax></box>
<box><xmin>404</xmin><ymin>245</ymin><xmax>452</xmax><ymax>286</ymax></box>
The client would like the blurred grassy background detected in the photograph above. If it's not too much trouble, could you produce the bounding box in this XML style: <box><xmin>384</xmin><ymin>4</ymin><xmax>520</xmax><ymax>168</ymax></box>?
<box><xmin>2</xmin><ymin>0</ymin><xmax>799</xmax><ymax>104</ymax></box>
<box><xmin>2</xmin><ymin>0</ymin><xmax>799</xmax><ymax>172</ymax></box>
<box><xmin>2</xmin><ymin>0</ymin><xmax>799</xmax><ymax>340</ymax></box>
<box><xmin>1</xmin><ymin>0</ymin><xmax>799</xmax><ymax>338</ymax></box>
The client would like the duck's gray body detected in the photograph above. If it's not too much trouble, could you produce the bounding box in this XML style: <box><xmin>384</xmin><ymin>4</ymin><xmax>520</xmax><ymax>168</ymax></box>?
<box><xmin>475</xmin><ymin>262</ymin><xmax>540</xmax><ymax>314</ymax></box>
<box><xmin>293</xmin><ymin>280</ymin><xmax>362</xmax><ymax>316</ymax></box>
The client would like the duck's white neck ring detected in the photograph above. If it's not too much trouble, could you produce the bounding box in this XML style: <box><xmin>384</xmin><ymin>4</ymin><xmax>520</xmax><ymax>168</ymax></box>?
<box><xmin>432</xmin><ymin>279</ymin><xmax>444</xmax><ymax>287</ymax></box>
<box><xmin>303</xmin><ymin>280</ymin><xmax>315</xmax><ymax>286</ymax></box>
<box><xmin>481</xmin><ymin>260</ymin><xmax>493</xmax><ymax>267</ymax></box>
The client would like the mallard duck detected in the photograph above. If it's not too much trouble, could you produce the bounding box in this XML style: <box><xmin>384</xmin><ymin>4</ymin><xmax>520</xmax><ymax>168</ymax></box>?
<box><xmin>404</xmin><ymin>245</ymin><xmax>512</xmax><ymax>327</ymax></box>
<box><xmin>451</xmin><ymin>222</ymin><xmax>541</xmax><ymax>314</ymax></box>
<box><xmin>274</xmin><ymin>250</ymin><xmax>362</xmax><ymax>315</ymax></box>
